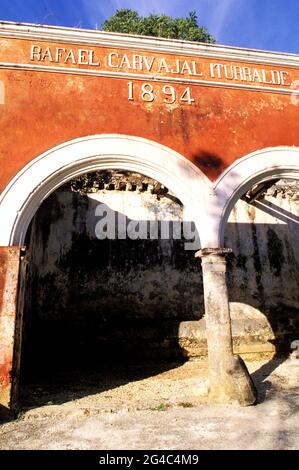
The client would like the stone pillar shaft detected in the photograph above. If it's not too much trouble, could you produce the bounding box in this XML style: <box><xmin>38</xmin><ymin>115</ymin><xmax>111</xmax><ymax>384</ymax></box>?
<box><xmin>200</xmin><ymin>249</ymin><xmax>234</xmax><ymax>390</ymax></box>
<box><xmin>196</xmin><ymin>248</ymin><xmax>257</xmax><ymax>405</ymax></box>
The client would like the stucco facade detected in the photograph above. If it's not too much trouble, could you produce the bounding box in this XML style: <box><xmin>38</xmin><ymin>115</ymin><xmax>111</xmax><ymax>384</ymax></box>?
<box><xmin>0</xmin><ymin>21</ymin><xmax>299</xmax><ymax>413</ymax></box>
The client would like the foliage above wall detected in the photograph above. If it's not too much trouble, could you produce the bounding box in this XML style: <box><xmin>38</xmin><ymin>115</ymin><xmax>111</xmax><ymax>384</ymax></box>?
<box><xmin>102</xmin><ymin>9</ymin><xmax>216</xmax><ymax>43</ymax></box>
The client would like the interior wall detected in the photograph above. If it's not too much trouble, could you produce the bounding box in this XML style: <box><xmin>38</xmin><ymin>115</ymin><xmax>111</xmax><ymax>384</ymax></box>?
<box><xmin>22</xmin><ymin>176</ymin><xmax>204</xmax><ymax>374</ymax></box>
<box><xmin>21</xmin><ymin>175</ymin><xmax>299</xmax><ymax>376</ymax></box>
<box><xmin>225</xmin><ymin>180</ymin><xmax>299</xmax><ymax>355</ymax></box>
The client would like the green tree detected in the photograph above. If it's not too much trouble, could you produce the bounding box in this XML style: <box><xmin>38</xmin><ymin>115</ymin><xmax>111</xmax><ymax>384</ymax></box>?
<box><xmin>102</xmin><ymin>9</ymin><xmax>215</xmax><ymax>44</ymax></box>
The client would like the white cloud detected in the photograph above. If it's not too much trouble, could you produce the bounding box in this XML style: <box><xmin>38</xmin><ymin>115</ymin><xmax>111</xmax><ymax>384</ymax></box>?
<box><xmin>80</xmin><ymin>0</ymin><xmax>195</xmax><ymax>28</ymax></box>
<box><xmin>207</xmin><ymin>0</ymin><xmax>238</xmax><ymax>38</ymax></box>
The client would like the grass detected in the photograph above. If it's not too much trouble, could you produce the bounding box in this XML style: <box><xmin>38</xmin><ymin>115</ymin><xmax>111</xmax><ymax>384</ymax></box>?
<box><xmin>150</xmin><ymin>403</ymin><xmax>170</xmax><ymax>412</ymax></box>
<box><xmin>15</xmin><ymin>411</ymin><xmax>25</xmax><ymax>421</ymax></box>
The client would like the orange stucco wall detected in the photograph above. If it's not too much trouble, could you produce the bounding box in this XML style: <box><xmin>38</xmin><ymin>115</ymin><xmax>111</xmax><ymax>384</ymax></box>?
<box><xmin>0</xmin><ymin>34</ymin><xmax>299</xmax><ymax>192</ymax></box>
<box><xmin>0</xmin><ymin>246</ymin><xmax>20</xmax><ymax>412</ymax></box>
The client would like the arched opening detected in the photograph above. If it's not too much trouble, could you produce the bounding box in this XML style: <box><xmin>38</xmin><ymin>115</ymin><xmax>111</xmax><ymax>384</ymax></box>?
<box><xmin>215</xmin><ymin>147</ymin><xmax>299</xmax><ymax>247</ymax></box>
<box><xmin>20</xmin><ymin>169</ymin><xmax>206</xmax><ymax>406</ymax></box>
<box><xmin>224</xmin><ymin>177</ymin><xmax>299</xmax><ymax>357</ymax></box>
<box><xmin>0</xmin><ymin>135</ymin><xmax>210</xmax><ymax>409</ymax></box>
<box><xmin>215</xmin><ymin>148</ymin><xmax>299</xmax><ymax>398</ymax></box>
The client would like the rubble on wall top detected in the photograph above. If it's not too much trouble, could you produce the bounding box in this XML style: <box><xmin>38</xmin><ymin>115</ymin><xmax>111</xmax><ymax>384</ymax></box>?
<box><xmin>243</xmin><ymin>179</ymin><xmax>299</xmax><ymax>203</ymax></box>
<box><xmin>66</xmin><ymin>170</ymin><xmax>171</xmax><ymax>198</ymax></box>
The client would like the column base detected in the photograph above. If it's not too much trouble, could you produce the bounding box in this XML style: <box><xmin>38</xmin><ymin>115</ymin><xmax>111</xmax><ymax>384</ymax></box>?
<box><xmin>208</xmin><ymin>355</ymin><xmax>257</xmax><ymax>406</ymax></box>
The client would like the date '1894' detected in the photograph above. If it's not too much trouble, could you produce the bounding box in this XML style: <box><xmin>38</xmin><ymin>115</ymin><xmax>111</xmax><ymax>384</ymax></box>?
<box><xmin>127</xmin><ymin>82</ymin><xmax>195</xmax><ymax>105</ymax></box>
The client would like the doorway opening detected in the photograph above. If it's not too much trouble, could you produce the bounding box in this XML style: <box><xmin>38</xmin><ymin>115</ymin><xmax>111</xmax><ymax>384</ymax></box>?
<box><xmin>224</xmin><ymin>177</ymin><xmax>299</xmax><ymax>355</ymax></box>
<box><xmin>224</xmin><ymin>177</ymin><xmax>299</xmax><ymax>396</ymax></box>
<box><xmin>19</xmin><ymin>169</ymin><xmax>204</xmax><ymax>408</ymax></box>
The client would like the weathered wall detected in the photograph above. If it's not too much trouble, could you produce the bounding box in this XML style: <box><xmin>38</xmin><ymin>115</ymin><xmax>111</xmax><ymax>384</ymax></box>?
<box><xmin>21</xmin><ymin>177</ymin><xmax>299</xmax><ymax>373</ymax></box>
<box><xmin>225</xmin><ymin>181</ymin><xmax>299</xmax><ymax>356</ymax></box>
<box><xmin>0</xmin><ymin>246</ymin><xmax>22</xmax><ymax>412</ymax></box>
<box><xmin>1</xmin><ymin>25</ymin><xmax>299</xmax><ymax>192</ymax></box>
<box><xmin>22</xmin><ymin>177</ymin><xmax>203</xmax><ymax>374</ymax></box>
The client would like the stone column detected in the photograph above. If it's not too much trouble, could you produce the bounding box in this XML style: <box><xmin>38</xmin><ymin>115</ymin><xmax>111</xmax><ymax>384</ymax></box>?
<box><xmin>196</xmin><ymin>248</ymin><xmax>257</xmax><ymax>406</ymax></box>
<box><xmin>0</xmin><ymin>246</ymin><xmax>23</xmax><ymax>417</ymax></box>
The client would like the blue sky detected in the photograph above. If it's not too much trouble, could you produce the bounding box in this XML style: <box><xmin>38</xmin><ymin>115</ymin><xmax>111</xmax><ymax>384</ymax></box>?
<box><xmin>0</xmin><ymin>0</ymin><xmax>299</xmax><ymax>54</ymax></box>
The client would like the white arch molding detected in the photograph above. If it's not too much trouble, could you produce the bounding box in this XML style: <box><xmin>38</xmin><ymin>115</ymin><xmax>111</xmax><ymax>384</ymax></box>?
<box><xmin>0</xmin><ymin>134</ymin><xmax>211</xmax><ymax>246</ymax></box>
<box><xmin>1</xmin><ymin>140</ymin><xmax>299</xmax><ymax>249</ymax></box>
<box><xmin>213</xmin><ymin>147</ymin><xmax>299</xmax><ymax>247</ymax></box>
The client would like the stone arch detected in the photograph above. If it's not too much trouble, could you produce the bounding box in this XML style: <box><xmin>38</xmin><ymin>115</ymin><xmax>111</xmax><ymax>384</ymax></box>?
<box><xmin>0</xmin><ymin>134</ymin><xmax>210</xmax><ymax>246</ymax></box>
<box><xmin>213</xmin><ymin>147</ymin><xmax>299</xmax><ymax>247</ymax></box>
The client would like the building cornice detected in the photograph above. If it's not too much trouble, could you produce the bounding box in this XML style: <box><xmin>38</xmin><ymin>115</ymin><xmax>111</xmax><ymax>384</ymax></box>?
<box><xmin>0</xmin><ymin>20</ymin><xmax>299</xmax><ymax>68</ymax></box>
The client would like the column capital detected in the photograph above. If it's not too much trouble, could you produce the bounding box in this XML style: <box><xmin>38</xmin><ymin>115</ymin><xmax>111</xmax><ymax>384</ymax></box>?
<box><xmin>195</xmin><ymin>248</ymin><xmax>233</xmax><ymax>259</ymax></box>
